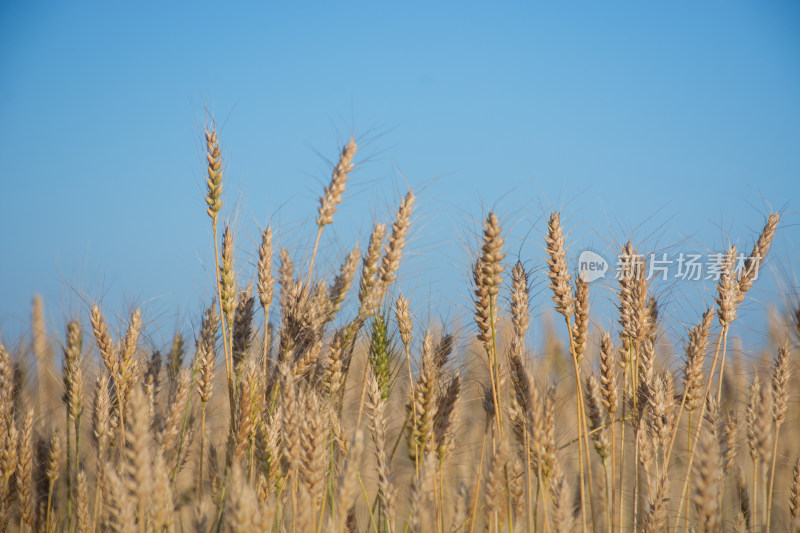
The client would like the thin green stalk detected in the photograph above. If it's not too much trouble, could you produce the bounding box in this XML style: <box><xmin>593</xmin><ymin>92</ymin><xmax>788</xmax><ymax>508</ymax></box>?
<box><xmin>661</xmin><ymin>362</ymin><xmax>691</xmax><ymax>477</ymax></box>
<box><xmin>213</xmin><ymin>483</ymin><xmax>228</xmax><ymax>533</ymax></box>
<box><xmin>674</xmin><ymin>326</ymin><xmax>728</xmax><ymax>533</ymax></box>
<box><xmin>359</xmin><ymin>473</ymin><xmax>379</xmax><ymax>533</ymax></box>
<box><xmin>172</xmin><ymin>366</ymin><xmax>200</xmax><ymax>483</ymax></box>
<box><xmin>469</xmin><ymin>429</ymin><xmax>488</xmax><ymax>533</ymax></box>
<box><xmin>765</xmin><ymin>419</ymin><xmax>783</xmax><ymax>532</ymax></box>
<box><xmin>306</xmin><ymin>226</ymin><xmax>324</xmax><ymax>287</ymax></box>
<box><xmin>390</xmin><ymin>411</ymin><xmax>411</xmax><ymax>461</ymax></box>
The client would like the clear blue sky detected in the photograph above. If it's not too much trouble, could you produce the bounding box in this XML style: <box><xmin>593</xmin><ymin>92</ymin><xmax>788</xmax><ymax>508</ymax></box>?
<box><xmin>1</xmin><ymin>1</ymin><xmax>798</xmax><ymax>349</ymax></box>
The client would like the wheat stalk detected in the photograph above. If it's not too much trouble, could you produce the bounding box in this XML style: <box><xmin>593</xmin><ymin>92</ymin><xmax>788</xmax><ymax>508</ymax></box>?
<box><xmin>546</xmin><ymin>211</ymin><xmax>595</xmax><ymax>532</ymax></box>
<box><xmin>473</xmin><ymin>212</ymin><xmax>505</xmax><ymax>439</ymax></box>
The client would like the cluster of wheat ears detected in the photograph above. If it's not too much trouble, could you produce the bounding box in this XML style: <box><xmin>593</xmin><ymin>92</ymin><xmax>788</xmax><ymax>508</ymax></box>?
<box><xmin>0</xmin><ymin>126</ymin><xmax>799</xmax><ymax>533</ymax></box>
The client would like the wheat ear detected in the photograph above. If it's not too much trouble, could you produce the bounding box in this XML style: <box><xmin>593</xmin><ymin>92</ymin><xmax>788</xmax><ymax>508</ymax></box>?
<box><xmin>473</xmin><ymin>212</ymin><xmax>505</xmax><ymax>439</ymax></box>
<box><xmin>409</xmin><ymin>330</ymin><xmax>438</xmax><ymax>467</ymax></box>
<box><xmin>45</xmin><ymin>429</ymin><xmax>62</xmax><ymax>531</ymax></box>
<box><xmin>790</xmin><ymin>457</ymin><xmax>800</xmax><ymax>531</ymax></box>
<box><xmin>32</xmin><ymin>295</ymin><xmax>53</xmax><ymax>418</ymax></box>
<box><xmin>215</xmin><ymin>223</ymin><xmax>240</xmax><ymax>458</ymax></box>
<box><xmin>308</xmin><ymin>137</ymin><xmax>357</xmax><ymax>283</ymax></box>
<box><xmin>693</xmin><ymin>399</ymin><xmax>723</xmax><ymax>533</ymax></box>
<box><xmin>17</xmin><ymin>407</ymin><xmax>34</xmax><ymax>532</ymax></box>
<box><xmin>62</xmin><ymin>318</ymin><xmax>83</xmax><ymax>529</ymax></box>
<box><xmin>673</xmin><ymin>246</ymin><xmax>742</xmax><ymax>523</ymax></box>
<box><xmin>91</xmin><ymin>374</ymin><xmax>111</xmax><ymax>529</ymax></box>
<box><xmin>675</xmin><ymin>303</ymin><xmax>716</xmax><ymax>497</ymax></box>
<box><xmin>76</xmin><ymin>470</ymin><xmax>90</xmax><ymax>533</ymax></box>
<box><xmin>196</xmin><ymin>302</ymin><xmax>218</xmax><ymax>502</ymax></box>
<box><xmin>358</xmin><ymin>223</ymin><xmax>387</xmax><ymax>319</ymax></box>
<box><xmin>746</xmin><ymin>375</ymin><xmax>772</xmax><ymax>529</ymax></box>
<box><xmin>328</xmin><ymin>244</ymin><xmax>360</xmax><ymax>322</ymax></box>
<box><xmin>258</xmin><ymin>225</ymin><xmax>274</xmax><ymax>375</ymax></box>
<box><xmin>368</xmin><ymin>367</ymin><xmax>397</xmax><ymax>532</ymax></box>
<box><xmin>765</xmin><ymin>343</ymin><xmax>790</xmax><ymax>531</ymax></box>
<box><xmin>546</xmin><ymin>211</ymin><xmax>595</xmax><ymax>533</ymax></box>
<box><xmin>377</xmin><ymin>190</ymin><xmax>415</xmax><ymax>299</ymax></box>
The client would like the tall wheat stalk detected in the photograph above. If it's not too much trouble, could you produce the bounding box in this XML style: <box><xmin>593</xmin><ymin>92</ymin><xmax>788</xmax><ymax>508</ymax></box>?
<box><xmin>545</xmin><ymin>211</ymin><xmax>595</xmax><ymax>532</ymax></box>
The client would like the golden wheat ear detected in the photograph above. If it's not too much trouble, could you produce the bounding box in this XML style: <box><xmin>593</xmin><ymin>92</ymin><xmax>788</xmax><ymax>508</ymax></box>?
<box><xmin>316</xmin><ymin>138</ymin><xmax>357</xmax><ymax>229</ymax></box>
<box><xmin>789</xmin><ymin>458</ymin><xmax>800</xmax><ymax>527</ymax></box>
<box><xmin>258</xmin><ymin>225</ymin><xmax>274</xmax><ymax>373</ymax></box>
<box><xmin>17</xmin><ymin>407</ymin><xmax>34</xmax><ymax>532</ymax></box>
<box><xmin>307</xmin><ymin>138</ymin><xmax>358</xmax><ymax>284</ymax></box>
<box><xmin>545</xmin><ymin>212</ymin><xmax>574</xmax><ymax>318</ymax></box>
<box><xmin>693</xmin><ymin>401</ymin><xmax>723</xmax><ymax>533</ymax></box>
<box><xmin>205</xmin><ymin>126</ymin><xmax>223</xmax><ymax>222</ymax></box>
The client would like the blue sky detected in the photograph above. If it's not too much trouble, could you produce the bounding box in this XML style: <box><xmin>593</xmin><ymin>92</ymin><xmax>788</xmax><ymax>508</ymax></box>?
<box><xmin>1</xmin><ymin>1</ymin><xmax>798</xmax><ymax>350</ymax></box>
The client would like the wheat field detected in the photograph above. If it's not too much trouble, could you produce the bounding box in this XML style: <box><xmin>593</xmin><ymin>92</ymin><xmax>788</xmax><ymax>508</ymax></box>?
<box><xmin>0</xmin><ymin>127</ymin><xmax>798</xmax><ymax>533</ymax></box>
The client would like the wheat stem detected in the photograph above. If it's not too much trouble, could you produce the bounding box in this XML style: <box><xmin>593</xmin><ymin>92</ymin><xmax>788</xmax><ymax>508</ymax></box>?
<box><xmin>566</xmin><ymin>316</ymin><xmax>596</xmax><ymax>533</ymax></box>
<box><xmin>674</xmin><ymin>326</ymin><xmax>727</xmax><ymax>532</ymax></box>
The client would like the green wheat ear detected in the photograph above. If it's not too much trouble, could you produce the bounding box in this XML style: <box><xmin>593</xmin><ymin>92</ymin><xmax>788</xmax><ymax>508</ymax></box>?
<box><xmin>368</xmin><ymin>313</ymin><xmax>394</xmax><ymax>402</ymax></box>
